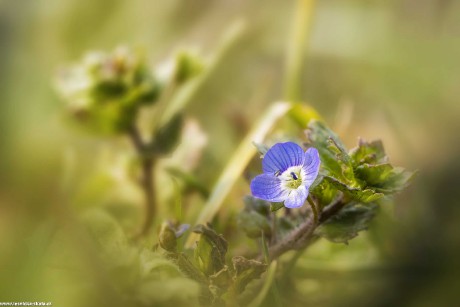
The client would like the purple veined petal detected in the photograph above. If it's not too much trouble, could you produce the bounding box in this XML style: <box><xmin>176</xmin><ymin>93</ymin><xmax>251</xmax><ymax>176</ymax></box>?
<box><xmin>250</xmin><ymin>173</ymin><xmax>289</xmax><ymax>202</ymax></box>
<box><xmin>262</xmin><ymin>142</ymin><xmax>304</xmax><ymax>174</ymax></box>
<box><xmin>284</xmin><ymin>186</ymin><xmax>309</xmax><ymax>208</ymax></box>
<box><xmin>302</xmin><ymin>147</ymin><xmax>321</xmax><ymax>186</ymax></box>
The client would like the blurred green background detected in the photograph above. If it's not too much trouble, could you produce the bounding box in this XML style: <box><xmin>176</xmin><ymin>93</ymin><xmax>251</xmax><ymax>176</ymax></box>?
<box><xmin>1</xmin><ymin>0</ymin><xmax>460</xmax><ymax>306</ymax></box>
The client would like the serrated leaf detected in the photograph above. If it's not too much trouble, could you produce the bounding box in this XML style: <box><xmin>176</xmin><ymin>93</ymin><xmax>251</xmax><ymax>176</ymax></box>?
<box><xmin>237</xmin><ymin>211</ymin><xmax>272</xmax><ymax>239</ymax></box>
<box><xmin>349</xmin><ymin>139</ymin><xmax>387</xmax><ymax>166</ymax></box>
<box><xmin>316</xmin><ymin>203</ymin><xmax>378</xmax><ymax>244</ymax></box>
<box><xmin>355</xmin><ymin>164</ymin><xmax>416</xmax><ymax>193</ymax></box>
<box><xmin>355</xmin><ymin>163</ymin><xmax>394</xmax><ymax>186</ymax></box>
<box><xmin>306</xmin><ymin>120</ymin><xmax>356</xmax><ymax>185</ymax></box>
<box><xmin>171</xmin><ymin>253</ymin><xmax>208</xmax><ymax>284</ymax></box>
<box><xmin>232</xmin><ymin>256</ymin><xmax>267</xmax><ymax>294</ymax></box>
<box><xmin>209</xmin><ymin>266</ymin><xmax>231</xmax><ymax>289</ymax></box>
<box><xmin>193</xmin><ymin>225</ymin><xmax>228</xmax><ymax>276</ymax></box>
<box><xmin>324</xmin><ymin>176</ymin><xmax>384</xmax><ymax>203</ymax></box>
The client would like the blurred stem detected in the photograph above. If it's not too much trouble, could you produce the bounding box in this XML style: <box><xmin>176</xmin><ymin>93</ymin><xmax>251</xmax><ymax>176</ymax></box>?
<box><xmin>248</xmin><ymin>261</ymin><xmax>279</xmax><ymax>307</ymax></box>
<box><xmin>140</xmin><ymin>156</ymin><xmax>157</xmax><ymax>236</ymax></box>
<box><xmin>281</xmin><ymin>247</ymin><xmax>307</xmax><ymax>279</ymax></box>
<box><xmin>283</xmin><ymin>0</ymin><xmax>316</xmax><ymax>101</ymax></box>
<box><xmin>261</xmin><ymin>231</ymin><xmax>270</xmax><ymax>263</ymax></box>
<box><xmin>159</xmin><ymin>20</ymin><xmax>246</xmax><ymax>128</ymax></box>
<box><xmin>153</xmin><ymin>79</ymin><xmax>178</xmax><ymax>132</ymax></box>
<box><xmin>261</xmin><ymin>232</ymin><xmax>282</xmax><ymax>307</ymax></box>
<box><xmin>128</xmin><ymin>125</ymin><xmax>157</xmax><ymax>237</ymax></box>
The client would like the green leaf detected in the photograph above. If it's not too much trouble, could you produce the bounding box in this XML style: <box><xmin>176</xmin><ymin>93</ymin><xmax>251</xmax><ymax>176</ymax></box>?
<box><xmin>174</xmin><ymin>51</ymin><xmax>205</xmax><ymax>84</ymax></box>
<box><xmin>209</xmin><ymin>266</ymin><xmax>231</xmax><ymax>289</ymax></box>
<box><xmin>316</xmin><ymin>203</ymin><xmax>378</xmax><ymax>244</ymax></box>
<box><xmin>355</xmin><ymin>163</ymin><xmax>416</xmax><ymax>193</ymax></box>
<box><xmin>171</xmin><ymin>253</ymin><xmax>209</xmax><ymax>284</ymax></box>
<box><xmin>381</xmin><ymin>167</ymin><xmax>416</xmax><ymax>192</ymax></box>
<box><xmin>324</xmin><ymin>176</ymin><xmax>384</xmax><ymax>203</ymax></box>
<box><xmin>310</xmin><ymin>177</ymin><xmax>338</xmax><ymax>208</ymax></box>
<box><xmin>80</xmin><ymin>209</ymin><xmax>129</xmax><ymax>259</ymax></box>
<box><xmin>270</xmin><ymin>202</ymin><xmax>285</xmax><ymax>212</ymax></box>
<box><xmin>80</xmin><ymin>209</ymin><xmax>141</xmax><ymax>290</ymax></box>
<box><xmin>243</xmin><ymin>196</ymin><xmax>270</xmax><ymax>216</ymax></box>
<box><xmin>193</xmin><ymin>225</ymin><xmax>228</xmax><ymax>276</ymax></box>
<box><xmin>137</xmin><ymin>250</ymin><xmax>201</xmax><ymax>306</ymax></box>
<box><xmin>349</xmin><ymin>139</ymin><xmax>386</xmax><ymax>166</ymax></box>
<box><xmin>166</xmin><ymin>167</ymin><xmax>210</xmax><ymax>198</ymax></box>
<box><xmin>355</xmin><ymin>163</ymin><xmax>394</xmax><ymax>186</ymax></box>
<box><xmin>237</xmin><ymin>211</ymin><xmax>272</xmax><ymax>239</ymax></box>
<box><xmin>232</xmin><ymin>256</ymin><xmax>267</xmax><ymax>294</ymax></box>
<box><xmin>276</xmin><ymin>216</ymin><xmax>296</xmax><ymax>237</ymax></box>
<box><xmin>153</xmin><ymin>113</ymin><xmax>183</xmax><ymax>155</ymax></box>
<box><xmin>306</xmin><ymin>120</ymin><xmax>356</xmax><ymax>186</ymax></box>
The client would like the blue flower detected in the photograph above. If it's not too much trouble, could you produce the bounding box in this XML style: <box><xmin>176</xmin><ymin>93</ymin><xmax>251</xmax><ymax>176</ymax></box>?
<box><xmin>250</xmin><ymin>142</ymin><xmax>320</xmax><ymax>208</ymax></box>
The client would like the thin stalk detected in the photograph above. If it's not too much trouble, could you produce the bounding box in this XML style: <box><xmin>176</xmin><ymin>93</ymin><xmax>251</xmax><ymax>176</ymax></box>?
<box><xmin>248</xmin><ymin>261</ymin><xmax>279</xmax><ymax>307</ymax></box>
<box><xmin>281</xmin><ymin>247</ymin><xmax>307</xmax><ymax>279</ymax></box>
<box><xmin>139</xmin><ymin>156</ymin><xmax>156</xmax><ymax>236</ymax></box>
<box><xmin>128</xmin><ymin>126</ymin><xmax>158</xmax><ymax>237</ymax></box>
<box><xmin>307</xmin><ymin>195</ymin><xmax>318</xmax><ymax>224</ymax></box>
<box><xmin>261</xmin><ymin>231</ymin><xmax>270</xmax><ymax>264</ymax></box>
<box><xmin>261</xmin><ymin>231</ymin><xmax>282</xmax><ymax>307</ymax></box>
<box><xmin>159</xmin><ymin>20</ymin><xmax>246</xmax><ymax>128</ymax></box>
<box><xmin>258</xmin><ymin>197</ymin><xmax>346</xmax><ymax>261</ymax></box>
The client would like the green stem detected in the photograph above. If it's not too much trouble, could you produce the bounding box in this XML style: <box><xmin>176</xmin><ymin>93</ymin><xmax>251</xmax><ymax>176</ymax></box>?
<box><xmin>283</xmin><ymin>0</ymin><xmax>316</xmax><ymax>101</ymax></box>
<box><xmin>248</xmin><ymin>261</ymin><xmax>279</xmax><ymax>307</ymax></box>
<box><xmin>307</xmin><ymin>195</ymin><xmax>318</xmax><ymax>224</ymax></box>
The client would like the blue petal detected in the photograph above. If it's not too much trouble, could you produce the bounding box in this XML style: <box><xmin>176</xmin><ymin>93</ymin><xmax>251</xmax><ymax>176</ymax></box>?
<box><xmin>262</xmin><ymin>142</ymin><xmax>304</xmax><ymax>174</ymax></box>
<box><xmin>302</xmin><ymin>147</ymin><xmax>321</xmax><ymax>186</ymax></box>
<box><xmin>284</xmin><ymin>186</ymin><xmax>308</xmax><ymax>208</ymax></box>
<box><xmin>251</xmin><ymin>174</ymin><xmax>289</xmax><ymax>202</ymax></box>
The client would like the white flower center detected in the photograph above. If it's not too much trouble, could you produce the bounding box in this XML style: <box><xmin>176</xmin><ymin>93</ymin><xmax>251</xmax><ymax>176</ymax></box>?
<box><xmin>278</xmin><ymin>166</ymin><xmax>304</xmax><ymax>190</ymax></box>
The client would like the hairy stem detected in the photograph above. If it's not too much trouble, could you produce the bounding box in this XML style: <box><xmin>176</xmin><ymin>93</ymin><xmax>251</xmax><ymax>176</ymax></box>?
<box><xmin>260</xmin><ymin>197</ymin><xmax>346</xmax><ymax>261</ymax></box>
<box><xmin>128</xmin><ymin>126</ymin><xmax>157</xmax><ymax>237</ymax></box>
